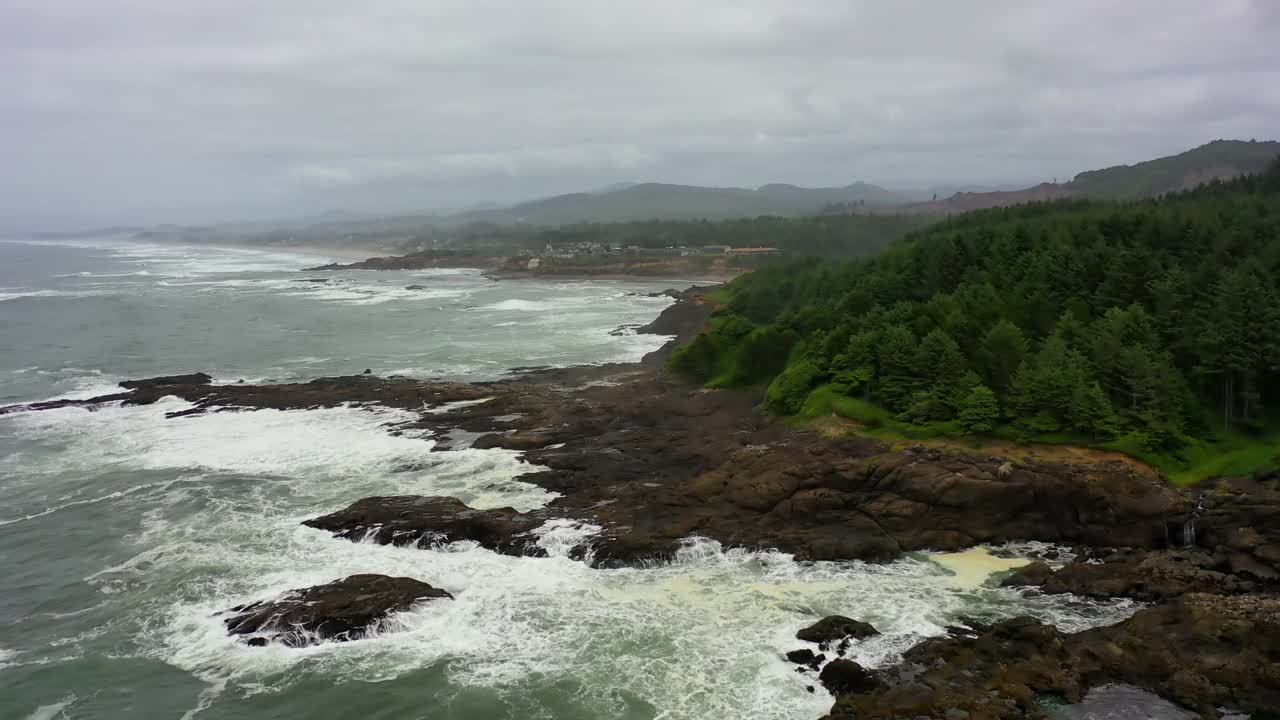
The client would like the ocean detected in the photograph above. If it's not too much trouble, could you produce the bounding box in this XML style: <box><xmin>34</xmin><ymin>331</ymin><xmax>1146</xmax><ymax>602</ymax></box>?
<box><xmin>0</xmin><ymin>237</ymin><xmax>1140</xmax><ymax>720</ymax></box>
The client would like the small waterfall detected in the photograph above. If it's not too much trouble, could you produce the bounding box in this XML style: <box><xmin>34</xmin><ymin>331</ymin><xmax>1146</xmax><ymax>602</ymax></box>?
<box><xmin>1181</xmin><ymin>493</ymin><xmax>1206</xmax><ymax>548</ymax></box>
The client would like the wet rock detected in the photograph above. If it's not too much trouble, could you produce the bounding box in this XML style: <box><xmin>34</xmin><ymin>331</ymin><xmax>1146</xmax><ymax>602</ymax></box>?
<box><xmin>222</xmin><ymin>574</ymin><xmax>452</xmax><ymax>647</ymax></box>
<box><xmin>0</xmin><ymin>392</ymin><xmax>133</xmax><ymax>415</ymax></box>
<box><xmin>119</xmin><ymin>372</ymin><xmax>212</xmax><ymax>389</ymax></box>
<box><xmin>470</xmin><ymin>432</ymin><xmax>556</xmax><ymax>451</ymax></box>
<box><xmin>405</xmin><ymin>285</ymin><xmax>427</xmax><ymax>290</ymax></box>
<box><xmin>470</xmin><ymin>433</ymin><xmax>508</xmax><ymax>450</ymax></box>
<box><xmin>823</xmin><ymin>594</ymin><xmax>1280</xmax><ymax>720</ymax></box>
<box><xmin>1000</xmin><ymin>560</ymin><xmax>1053</xmax><ymax>587</ymax></box>
<box><xmin>1037</xmin><ymin>548</ymin><xmax>1266</xmax><ymax>601</ymax></box>
<box><xmin>303</xmin><ymin>496</ymin><xmax>546</xmax><ymax>555</ymax></box>
<box><xmin>796</xmin><ymin>616</ymin><xmax>880</xmax><ymax>644</ymax></box>
<box><xmin>785</xmin><ymin>649</ymin><xmax>825</xmax><ymax>666</ymax></box>
<box><xmin>818</xmin><ymin>659</ymin><xmax>879</xmax><ymax>695</ymax></box>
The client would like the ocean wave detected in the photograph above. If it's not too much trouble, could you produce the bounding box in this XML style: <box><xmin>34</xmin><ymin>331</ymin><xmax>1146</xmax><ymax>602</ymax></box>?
<box><xmin>477</xmin><ymin>299</ymin><xmax>555</xmax><ymax>312</ymax></box>
<box><xmin>144</xmin><ymin>530</ymin><xmax>1137</xmax><ymax>720</ymax></box>
<box><xmin>0</xmin><ymin>288</ymin><xmax>115</xmax><ymax>303</ymax></box>
<box><xmin>2</xmin><ymin>396</ymin><xmax>554</xmax><ymax>512</ymax></box>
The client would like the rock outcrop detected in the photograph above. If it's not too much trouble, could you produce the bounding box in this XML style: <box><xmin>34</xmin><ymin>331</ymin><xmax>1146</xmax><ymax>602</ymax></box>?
<box><xmin>303</xmin><ymin>496</ymin><xmax>549</xmax><ymax>555</ymax></box>
<box><xmin>796</xmin><ymin>616</ymin><xmax>880</xmax><ymax>645</ymax></box>
<box><xmin>822</xmin><ymin>594</ymin><xmax>1280</xmax><ymax>720</ymax></box>
<box><xmin>222</xmin><ymin>574</ymin><xmax>453</xmax><ymax>647</ymax></box>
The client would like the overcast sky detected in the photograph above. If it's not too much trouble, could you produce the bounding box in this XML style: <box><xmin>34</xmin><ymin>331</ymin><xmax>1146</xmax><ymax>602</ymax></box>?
<box><xmin>2</xmin><ymin>0</ymin><xmax>1278</xmax><ymax>230</ymax></box>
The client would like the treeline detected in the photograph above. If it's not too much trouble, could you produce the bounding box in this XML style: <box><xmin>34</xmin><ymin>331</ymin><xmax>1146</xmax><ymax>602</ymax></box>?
<box><xmin>671</xmin><ymin>160</ymin><xmax>1280</xmax><ymax>452</ymax></box>
<box><xmin>399</xmin><ymin>214</ymin><xmax>929</xmax><ymax>259</ymax></box>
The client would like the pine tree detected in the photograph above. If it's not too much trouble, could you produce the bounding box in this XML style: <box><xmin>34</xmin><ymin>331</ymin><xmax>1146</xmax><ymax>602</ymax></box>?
<box><xmin>959</xmin><ymin>385</ymin><xmax>1000</xmax><ymax>434</ymax></box>
<box><xmin>914</xmin><ymin>328</ymin><xmax>970</xmax><ymax>418</ymax></box>
<box><xmin>978</xmin><ymin>319</ymin><xmax>1028</xmax><ymax>400</ymax></box>
<box><xmin>1069</xmin><ymin>382</ymin><xmax>1115</xmax><ymax>438</ymax></box>
<box><xmin>876</xmin><ymin>324</ymin><xmax>920</xmax><ymax>410</ymax></box>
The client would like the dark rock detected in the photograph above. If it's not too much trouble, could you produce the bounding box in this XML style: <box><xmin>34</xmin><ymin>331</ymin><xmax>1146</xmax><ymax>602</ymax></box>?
<box><xmin>363</xmin><ymin>368</ymin><xmax>372</xmax><ymax>374</ymax></box>
<box><xmin>999</xmin><ymin>561</ymin><xmax>1053</xmax><ymax>587</ymax></box>
<box><xmin>797</xmin><ymin>615</ymin><xmax>880</xmax><ymax>644</ymax></box>
<box><xmin>222</xmin><ymin>574</ymin><xmax>452</xmax><ymax>647</ymax></box>
<box><xmin>1037</xmin><ymin>547</ymin><xmax>1269</xmax><ymax>601</ymax></box>
<box><xmin>405</xmin><ymin>285</ymin><xmax>428</xmax><ymax>290</ymax></box>
<box><xmin>303</xmin><ymin>496</ymin><xmax>546</xmax><ymax>555</ymax></box>
<box><xmin>164</xmin><ymin>407</ymin><xmax>206</xmax><ymax>419</ymax></box>
<box><xmin>786</xmin><ymin>648</ymin><xmax>823</xmax><ymax>665</ymax></box>
<box><xmin>0</xmin><ymin>392</ymin><xmax>133</xmax><ymax>416</ymax></box>
<box><xmin>824</xmin><ymin>594</ymin><xmax>1280</xmax><ymax>720</ymax></box>
<box><xmin>818</xmin><ymin>659</ymin><xmax>880</xmax><ymax>695</ymax></box>
<box><xmin>470</xmin><ymin>433</ymin><xmax>509</xmax><ymax>450</ymax></box>
<box><xmin>119</xmin><ymin>372</ymin><xmax>212</xmax><ymax>389</ymax></box>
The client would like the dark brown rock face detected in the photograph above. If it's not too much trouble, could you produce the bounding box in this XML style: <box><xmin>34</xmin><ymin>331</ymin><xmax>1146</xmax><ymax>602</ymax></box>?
<box><xmin>1004</xmin><ymin>480</ymin><xmax>1280</xmax><ymax>602</ymax></box>
<box><xmin>222</xmin><ymin>574</ymin><xmax>453</xmax><ymax>647</ymax></box>
<box><xmin>785</xmin><ymin>648</ymin><xmax>824</xmax><ymax>666</ymax></box>
<box><xmin>118</xmin><ymin>372</ymin><xmax>212</xmax><ymax>389</ymax></box>
<box><xmin>303</xmin><ymin>496</ymin><xmax>548</xmax><ymax>555</ymax></box>
<box><xmin>796</xmin><ymin>616</ymin><xmax>880</xmax><ymax>644</ymax></box>
<box><xmin>1000</xmin><ymin>560</ymin><xmax>1054</xmax><ymax>588</ymax></box>
<box><xmin>818</xmin><ymin>659</ymin><xmax>880</xmax><ymax>695</ymax></box>
<box><xmin>822</xmin><ymin>594</ymin><xmax>1280</xmax><ymax>720</ymax></box>
<box><xmin>1037</xmin><ymin>548</ymin><xmax>1262</xmax><ymax>601</ymax></box>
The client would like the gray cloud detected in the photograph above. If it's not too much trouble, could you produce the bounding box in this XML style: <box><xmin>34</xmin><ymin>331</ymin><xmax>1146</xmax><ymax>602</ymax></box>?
<box><xmin>1</xmin><ymin>0</ymin><xmax>1277</xmax><ymax>229</ymax></box>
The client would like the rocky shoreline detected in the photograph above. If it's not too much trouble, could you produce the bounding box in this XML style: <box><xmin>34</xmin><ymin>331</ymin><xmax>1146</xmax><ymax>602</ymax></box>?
<box><xmin>303</xmin><ymin>252</ymin><xmax>746</xmax><ymax>280</ymax></box>
<box><xmin>3</xmin><ymin>287</ymin><xmax>1278</xmax><ymax>718</ymax></box>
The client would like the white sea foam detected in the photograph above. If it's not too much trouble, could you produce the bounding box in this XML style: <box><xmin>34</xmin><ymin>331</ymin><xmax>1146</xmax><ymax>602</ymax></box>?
<box><xmin>143</xmin><ymin>531</ymin><xmax>1137</xmax><ymax>720</ymax></box>
<box><xmin>0</xmin><ymin>288</ymin><xmax>114</xmax><ymax>302</ymax></box>
<box><xmin>478</xmin><ymin>298</ymin><xmax>556</xmax><ymax>312</ymax></box>
<box><xmin>0</xmin><ymin>397</ymin><xmax>555</xmax><ymax>512</ymax></box>
<box><xmin>22</xmin><ymin>695</ymin><xmax>76</xmax><ymax>720</ymax></box>
<box><xmin>532</xmin><ymin>519</ymin><xmax>602</xmax><ymax>559</ymax></box>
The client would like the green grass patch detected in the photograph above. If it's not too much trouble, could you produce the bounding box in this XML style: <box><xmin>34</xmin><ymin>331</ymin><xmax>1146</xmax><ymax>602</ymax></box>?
<box><xmin>798</xmin><ymin>384</ymin><xmax>1280</xmax><ymax>485</ymax></box>
<box><xmin>799</xmin><ymin>384</ymin><xmax>963</xmax><ymax>439</ymax></box>
<box><xmin>1159</xmin><ymin>427</ymin><xmax>1280</xmax><ymax>486</ymax></box>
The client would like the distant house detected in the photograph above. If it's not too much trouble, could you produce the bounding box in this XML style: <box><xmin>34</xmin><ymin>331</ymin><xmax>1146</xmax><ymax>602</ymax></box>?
<box><xmin>727</xmin><ymin>247</ymin><xmax>783</xmax><ymax>256</ymax></box>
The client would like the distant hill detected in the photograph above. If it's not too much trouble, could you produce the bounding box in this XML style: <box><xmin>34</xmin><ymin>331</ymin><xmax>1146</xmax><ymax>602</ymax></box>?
<box><xmin>434</xmin><ymin>181</ymin><xmax>906</xmax><ymax>226</ymax></box>
<box><xmin>1067</xmin><ymin>139</ymin><xmax>1280</xmax><ymax>199</ymax></box>
<box><xmin>865</xmin><ymin>140</ymin><xmax>1280</xmax><ymax>215</ymax></box>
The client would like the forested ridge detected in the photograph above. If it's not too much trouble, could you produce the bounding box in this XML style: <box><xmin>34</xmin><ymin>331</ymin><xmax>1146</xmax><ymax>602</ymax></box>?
<box><xmin>388</xmin><ymin>212</ymin><xmax>930</xmax><ymax>259</ymax></box>
<box><xmin>671</xmin><ymin>159</ymin><xmax>1280</xmax><ymax>478</ymax></box>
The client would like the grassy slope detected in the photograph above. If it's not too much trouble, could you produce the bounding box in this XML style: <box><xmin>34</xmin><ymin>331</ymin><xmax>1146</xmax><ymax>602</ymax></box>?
<box><xmin>797</xmin><ymin>383</ymin><xmax>1280</xmax><ymax>486</ymax></box>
